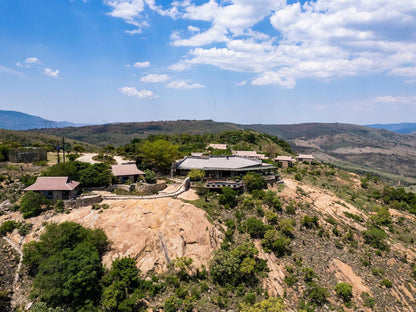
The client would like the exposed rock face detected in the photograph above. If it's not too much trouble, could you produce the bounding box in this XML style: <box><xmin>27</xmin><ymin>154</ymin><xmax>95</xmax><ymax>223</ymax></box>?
<box><xmin>3</xmin><ymin>196</ymin><xmax>223</xmax><ymax>273</ymax></box>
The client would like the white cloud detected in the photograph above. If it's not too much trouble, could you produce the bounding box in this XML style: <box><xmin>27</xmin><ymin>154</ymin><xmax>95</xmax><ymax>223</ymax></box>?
<box><xmin>105</xmin><ymin>0</ymin><xmax>416</xmax><ymax>88</ymax></box>
<box><xmin>105</xmin><ymin>0</ymin><xmax>145</xmax><ymax>26</ymax></box>
<box><xmin>167</xmin><ymin>80</ymin><xmax>205</xmax><ymax>89</ymax></box>
<box><xmin>119</xmin><ymin>86</ymin><xmax>157</xmax><ymax>98</ymax></box>
<box><xmin>17</xmin><ymin>57</ymin><xmax>41</xmax><ymax>68</ymax></box>
<box><xmin>235</xmin><ymin>80</ymin><xmax>247</xmax><ymax>86</ymax></box>
<box><xmin>25</xmin><ymin>57</ymin><xmax>41</xmax><ymax>65</ymax></box>
<box><xmin>125</xmin><ymin>28</ymin><xmax>142</xmax><ymax>35</ymax></box>
<box><xmin>140</xmin><ymin>73</ymin><xmax>170</xmax><ymax>82</ymax></box>
<box><xmin>373</xmin><ymin>95</ymin><xmax>416</xmax><ymax>104</ymax></box>
<box><xmin>187</xmin><ymin>25</ymin><xmax>200</xmax><ymax>33</ymax></box>
<box><xmin>134</xmin><ymin>61</ymin><xmax>150</xmax><ymax>68</ymax></box>
<box><xmin>43</xmin><ymin>68</ymin><xmax>60</xmax><ymax>78</ymax></box>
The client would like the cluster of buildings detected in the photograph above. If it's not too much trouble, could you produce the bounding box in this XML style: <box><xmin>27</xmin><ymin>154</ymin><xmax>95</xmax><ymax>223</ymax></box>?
<box><xmin>23</xmin><ymin>143</ymin><xmax>315</xmax><ymax>199</ymax></box>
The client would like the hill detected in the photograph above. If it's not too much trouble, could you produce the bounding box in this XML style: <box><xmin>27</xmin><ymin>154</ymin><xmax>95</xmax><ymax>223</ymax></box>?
<box><xmin>1</xmin><ymin>161</ymin><xmax>416</xmax><ymax>311</ymax></box>
<box><xmin>242</xmin><ymin>123</ymin><xmax>416</xmax><ymax>185</ymax></box>
<box><xmin>36</xmin><ymin>120</ymin><xmax>241</xmax><ymax>147</ymax></box>
<box><xmin>0</xmin><ymin>110</ymin><xmax>82</xmax><ymax>130</ymax></box>
<box><xmin>41</xmin><ymin>120</ymin><xmax>416</xmax><ymax>185</ymax></box>
<box><xmin>0</xmin><ymin>128</ymin><xmax>97</xmax><ymax>152</ymax></box>
<box><xmin>366</xmin><ymin>122</ymin><xmax>416</xmax><ymax>134</ymax></box>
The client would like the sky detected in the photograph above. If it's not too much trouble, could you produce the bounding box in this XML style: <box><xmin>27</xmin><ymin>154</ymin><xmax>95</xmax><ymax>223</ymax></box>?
<box><xmin>0</xmin><ymin>0</ymin><xmax>416</xmax><ymax>125</ymax></box>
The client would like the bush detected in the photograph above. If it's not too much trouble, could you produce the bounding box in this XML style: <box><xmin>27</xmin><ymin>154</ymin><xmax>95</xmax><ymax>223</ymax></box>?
<box><xmin>306</xmin><ymin>282</ymin><xmax>328</xmax><ymax>306</ymax></box>
<box><xmin>243</xmin><ymin>172</ymin><xmax>267</xmax><ymax>192</ymax></box>
<box><xmin>361</xmin><ymin>292</ymin><xmax>375</xmax><ymax>308</ymax></box>
<box><xmin>144</xmin><ymin>170</ymin><xmax>156</xmax><ymax>184</ymax></box>
<box><xmin>22</xmin><ymin>222</ymin><xmax>110</xmax><ymax>310</ymax></box>
<box><xmin>219</xmin><ymin>187</ymin><xmax>238</xmax><ymax>208</ymax></box>
<box><xmin>54</xmin><ymin>199</ymin><xmax>64</xmax><ymax>213</ymax></box>
<box><xmin>335</xmin><ymin>282</ymin><xmax>353</xmax><ymax>302</ymax></box>
<box><xmin>380</xmin><ymin>278</ymin><xmax>392</xmax><ymax>288</ymax></box>
<box><xmin>261</xmin><ymin>229</ymin><xmax>291</xmax><ymax>257</ymax></box>
<box><xmin>363</xmin><ymin>227</ymin><xmax>388</xmax><ymax>250</ymax></box>
<box><xmin>20</xmin><ymin>191</ymin><xmax>50</xmax><ymax>218</ymax></box>
<box><xmin>187</xmin><ymin>169</ymin><xmax>205</xmax><ymax>181</ymax></box>
<box><xmin>0</xmin><ymin>220</ymin><xmax>18</xmax><ymax>236</ymax></box>
<box><xmin>301</xmin><ymin>215</ymin><xmax>319</xmax><ymax>228</ymax></box>
<box><xmin>246</xmin><ymin>217</ymin><xmax>270</xmax><ymax>239</ymax></box>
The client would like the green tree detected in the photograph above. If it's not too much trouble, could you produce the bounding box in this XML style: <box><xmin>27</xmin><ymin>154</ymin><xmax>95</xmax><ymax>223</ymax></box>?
<box><xmin>32</xmin><ymin>243</ymin><xmax>103</xmax><ymax>309</ymax></box>
<box><xmin>263</xmin><ymin>190</ymin><xmax>282</xmax><ymax>211</ymax></box>
<box><xmin>243</xmin><ymin>172</ymin><xmax>267</xmax><ymax>192</ymax></box>
<box><xmin>138</xmin><ymin>140</ymin><xmax>179</xmax><ymax>173</ymax></box>
<box><xmin>335</xmin><ymin>282</ymin><xmax>353</xmax><ymax>302</ymax></box>
<box><xmin>20</xmin><ymin>191</ymin><xmax>50</xmax><ymax>218</ymax></box>
<box><xmin>187</xmin><ymin>169</ymin><xmax>205</xmax><ymax>181</ymax></box>
<box><xmin>0</xmin><ymin>220</ymin><xmax>19</xmax><ymax>235</ymax></box>
<box><xmin>246</xmin><ymin>217</ymin><xmax>270</xmax><ymax>239</ymax></box>
<box><xmin>363</xmin><ymin>227</ymin><xmax>388</xmax><ymax>250</ymax></box>
<box><xmin>240</xmin><ymin>297</ymin><xmax>285</xmax><ymax>312</ymax></box>
<box><xmin>101</xmin><ymin>257</ymin><xmax>150</xmax><ymax>312</ymax></box>
<box><xmin>219</xmin><ymin>186</ymin><xmax>238</xmax><ymax>208</ymax></box>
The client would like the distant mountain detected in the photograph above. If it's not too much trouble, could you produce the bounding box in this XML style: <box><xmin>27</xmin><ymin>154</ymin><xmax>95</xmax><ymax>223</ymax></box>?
<box><xmin>366</xmin><ymin>123</ymin><xmax>416</xmax><ymax>134</ymax></box>
<box><xmin>0</xmin><ymin>110</ymin><xmax>83</xmax><ymax>130</ymax></box>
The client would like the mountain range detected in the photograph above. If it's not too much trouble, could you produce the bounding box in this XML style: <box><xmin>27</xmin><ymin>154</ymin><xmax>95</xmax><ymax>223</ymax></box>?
<box><xmin>0</xmin><ymin>110</ymin><xmax>82</xmax><ymax>130</ymax></box>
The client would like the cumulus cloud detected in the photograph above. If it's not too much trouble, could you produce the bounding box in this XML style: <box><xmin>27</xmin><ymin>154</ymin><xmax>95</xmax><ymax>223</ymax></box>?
<box><xmin>167</xmin><ymin>80</ymin><xmax>205</xmax><ymax>89</ymax></box>
<box><xmin>235</xmin><ymin>80</ymin><xmax>247</xmax><ymax>86</ymax></box>
<box><xmin>119</xmin><ymin>86</ymin><xmax>157</xmax><ymax>98</ymax></box>
<box><xmin>140</xmin><ymin>73</ymin><xmax>170</xmax><ymax>82</ymax></box>
<box><xmin>43</xmin><ymin>68</ymin><xmax>60</xmax><ymax>78</ymax></box>
<box><xmin>105</xmin><ymin>0</ymin><xmax>416</xmax><ymax>88</ymax></box>
<box><xmin>134</xmin><ymin>61</ymin><xmax>150</xmax><ymax>68</ymax></box>
<box><xmin>17</xmin><ymin>57</ymin><xmax>41</xmax><ymax>68</ymax></box>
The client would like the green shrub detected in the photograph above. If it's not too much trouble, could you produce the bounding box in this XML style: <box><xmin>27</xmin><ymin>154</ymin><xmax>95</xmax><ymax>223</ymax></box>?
<box><xmin>187</xmin><ymin>169</ymin><xmax>205</xmax><ymax>181</ymax></box>
<box><xmin>243</xmin><ymin>172</ymin><xmax>267</xmax><ymax>192</ymax></box>
<box><xmin>0</xmin><ymin>220</ymin><xmax>19</xmax><ymax>236</ymax></box>
<box><xmin>380</xmin><ymin>278</ymin><xmax>392</xmax><ymax>288</ymax></box>
<box><xmin>18</xmin><ymin>222</ymin><xmax>33</xmax><ymax>236</ymax></box>
<box><xmin>335</xmin><ymin>282</ymin><xmax>353</xmax><ymax>302</ymax></box>
<box><xmin>363</xmin><ymin>227</ymin><xmax>388</xmax><ymax>250</ymax></box>
<box><xmin>306</xmin><ymin>282</ymin><xmax>328</xmax><ymax>306</ymax></box>
<box><xmin>54</xmin><ymin>199</ymin><xmax>65</xmax><ymax>213</ymax></box>
<box><xmin>301</xmin><ymin>215</ymin><xmax>319</xmax><ymax>228</ymax></box>
<box><xmin>144</xmin><ymin>169</ymin><xmax>156</xmax><ymax>184</ymax></box>
<box><xmin>20</xmin><ymin>191</ymin><xmax>50</xmax><ymax>218</ymax></box>
<box><xmin>246</xmin><ymin>217</ymin><xmax>270</xmax><ymax>239</ymax></box>
<box><xmin>361</xmin><ymin>292</ymin><xmax>375</xmax><ymax>308</ymax></box>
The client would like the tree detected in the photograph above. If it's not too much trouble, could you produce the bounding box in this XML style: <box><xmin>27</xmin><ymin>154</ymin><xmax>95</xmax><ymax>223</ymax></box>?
<box><xmin>240</xmin><ymin>297</ymin><xmax>285</xmax><ymax>312</ymax></box>
<box><xmin>101</xmin><ymin>257</ymin><xmax>149</xmax><ymax>312</ymax></box>
<box><xmin>246</xmin><ymin>217</ymin><xmax>270</xmax><ymax>239</ymax></box>
<box><xmin>138</xmin><ymin>140</ymin><xmax>180</xmax><ymax>173</ymax></box>
<box><xmin>219</xmin><ymin>187</ymin><xmax>238</xmax><ymax>208</ymax></box>
<box><xmin>20</xmin><ymin>191</ymin><xmax>50</xmax><ymax>218</ymax></box>
<box><xmin>32</xmin><ymin>243</ymin><xmax>103</xmax><ymax>308</ymax></box>
<box><xmin>335</xmin><ymin>282</ymin><xmax>353</xmax><ymax>302</ymax></box>
<box><xmin>243</xmin><ymin>172</ymin><xmax>267</xmax><ymax>192</ymax></box>
<box><xmin>22</xmin><ymin>222</ymin><xmax>110</xmax><ymax>310</ymax></box>
<box><xmin>362</xmin><ymin>227</ymin><xmax>388</xmax><ymax>250</ymax></box>
<box><xmin>187</xmin><ymin>169</ymin><xmax>205</xmax><ymax>181</ymax></box>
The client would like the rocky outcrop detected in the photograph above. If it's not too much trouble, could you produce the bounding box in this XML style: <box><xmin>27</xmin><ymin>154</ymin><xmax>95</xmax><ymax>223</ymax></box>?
<box><xmin>3</xmin><ymin>196</ymin><xmax>222</xmax><ymax>273</ymax></box>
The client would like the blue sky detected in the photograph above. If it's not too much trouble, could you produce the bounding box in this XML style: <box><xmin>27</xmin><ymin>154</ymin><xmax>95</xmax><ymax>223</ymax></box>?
<box><xmin>1</xmin><ymin>0</ymin><xmax>416</xmax><ymax>125</ymax></box>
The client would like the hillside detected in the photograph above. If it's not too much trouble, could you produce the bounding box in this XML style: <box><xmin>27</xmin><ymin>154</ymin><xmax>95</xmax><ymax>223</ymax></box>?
<box><xmin>1</xmin><ymin>162</ymin><xmax>416</xmax><ymax>311</ymax></box>
<box><xmin>0</xmin><ymin>129</ymin><xmax>97</xmax><ymax>152</ymax></box>
<box><xmin>0</xmin><ymin>110</ymin><xmax>80</xmax><ymax>130</ymax></box>
<box><xmin>243</xmin><ymin>123</ymin><xmax>416</xmax><ymax>185</ymax></box>
<box><xmin>40</xmin><ymin>120</ymin><xmax>416</xmax><ymax>185</ymax></box>
<box><xmin>36</xmin><ymin>120</ymin><xmax>241</xmax><ymax>147</ymax></box>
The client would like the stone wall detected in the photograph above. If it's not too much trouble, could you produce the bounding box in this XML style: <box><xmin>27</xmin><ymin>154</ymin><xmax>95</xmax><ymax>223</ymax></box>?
<box><xmin>136</xmin><ymin>181</ymin><xmax>167</xmax><ymax>194</ymax></box>
<box><xmin>64</xmin><ymin>194</ymin><xmax>102</xmax><ymax>209</ymax></box>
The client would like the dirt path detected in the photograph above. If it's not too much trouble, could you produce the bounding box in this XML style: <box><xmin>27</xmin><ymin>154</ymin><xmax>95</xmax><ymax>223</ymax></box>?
<box><xmin>76</xmin><ymin>153</ymin><xmax>99</xmax><ymax>164</ymax></box>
